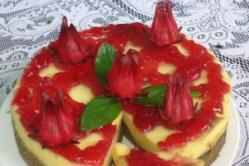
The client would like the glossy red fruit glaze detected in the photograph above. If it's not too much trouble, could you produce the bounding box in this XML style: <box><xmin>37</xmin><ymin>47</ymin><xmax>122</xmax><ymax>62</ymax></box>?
<box><xmin>123</xmin><ymin>102</ymin><xmax>169</xmax><ymax>131</ymax></box>
<box><xmin>150</xmin><ymin>0</ymin><xmax>180</xmax><ymax>46</ymax></box>
<box><xmin>126</xmin><ymin>149</ymin><xmax>180</xmax><ymax>166</ymax></box>
<box><xmin>51</xmin><ymin>125</ymin><xmax>116</xmax><ymax>165</ymax></box>
<box><xmin>108</xmin><ymin>49</ymin><xmax>142</xmax><ymax>99</ymax></box>
<box><xmin>13</xmin><ymin>21</ymin><xmax>230</xmax><ymax>160</ymax></box>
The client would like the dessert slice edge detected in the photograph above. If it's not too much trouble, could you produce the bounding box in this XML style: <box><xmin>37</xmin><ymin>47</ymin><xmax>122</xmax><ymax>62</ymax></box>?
<box><xmin>112</xmin><ymin>143</ymin><xmax>204</xmax><ymax>166</ymax></box>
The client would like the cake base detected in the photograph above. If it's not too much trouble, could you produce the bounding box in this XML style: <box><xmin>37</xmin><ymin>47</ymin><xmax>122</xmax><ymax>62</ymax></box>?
<box><xmin>200</xmin><ymin>133</ymin><xmax>226</xmax><ymax>166</ymax></box>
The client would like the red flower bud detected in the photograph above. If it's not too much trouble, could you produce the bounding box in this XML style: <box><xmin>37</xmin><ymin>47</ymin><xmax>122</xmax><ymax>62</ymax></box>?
<box><xmin>151</xmin><ymin>0</ymin><xmax>180</xmax><ymax>46</ymax></box>
<box><xmin>50</xmin><ymin>16</ymin><xmax>88</xmax><ymax>64</ymax></box>
<box><xmin>107</xmin><ymin>50</ymin><xmax>142</xmax><ymax>99</ymax></box>
<box><xmin>162</xmin><ymin>75</ymin><xmax>194</xmax><ymax>123</ymax></box>
<box><xmin>38</xmin><ymin>91</ymin><xmax>75</xmax><ymax>147</ymax></box>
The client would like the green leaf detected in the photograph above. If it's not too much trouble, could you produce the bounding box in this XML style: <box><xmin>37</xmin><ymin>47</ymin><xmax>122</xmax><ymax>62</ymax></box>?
<box><xmin>136</xmin><ymin>85</ymin><xmax>167</xmax><ymax>107</ymax></box>
<box><xmin>136</xmin><ymin>85</ymin><xmax>201</xmax><ymax>107</ymax></box>
<box><xmin>80</xmin><ymin>95</ymin><xmax>121</xmax><ymax>131</ymax></box>
<box><xmin>95</xmin><ymin>43</ymin><xmax>116</xmax><ymax>85</ymax></box>
<box><xmin>191</xmin><ymin>90</ymin><xmax>201</xmax><ymax>97</ymax></box>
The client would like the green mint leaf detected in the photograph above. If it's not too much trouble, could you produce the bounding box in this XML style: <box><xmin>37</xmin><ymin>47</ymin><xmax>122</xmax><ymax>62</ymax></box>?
<box><xmin>136</xmin><ymin>85</ymin><xmax>166</xmax><ymax>107</ymax></box>
<box><xmin>95</xmin><ymin>43</ymin><xmax>116</xmax><ymax>85</ymax></box>
<box><xmin>191</xmin><ymin>90</ymin><xmax>201</xmax><ymax>97</ymax></box>
<box><xmin>136</xmin><ymin>85</ymin><xmax>201</xmax><ymax>107</ymax></box>
<box><xmin>80</xmin><ymin>95</ymin><xmax>121</xmax><ymax>131</ymax></box>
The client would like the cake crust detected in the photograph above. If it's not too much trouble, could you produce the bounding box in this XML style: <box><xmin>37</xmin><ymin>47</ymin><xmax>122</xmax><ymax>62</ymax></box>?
<box><xmin>200</xmin><ymin>133</ymin><xmax>226</xmax><ymax>166</ymax></box>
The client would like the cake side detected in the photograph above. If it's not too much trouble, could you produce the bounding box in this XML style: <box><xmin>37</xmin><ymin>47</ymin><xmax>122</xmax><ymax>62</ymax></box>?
<box><xmin>112</xmin><ymin>143</ymin><xmax>205</xmax><ymax>166</ymax></box>
<box><xmin>11</xmin><ymin>106</ymin><xmax>81</xmax><ymax>166</ymax></box>
<box><xmin>199</xmin><ymin>133</ymin><xmax>226</xmax><ymax>166</ymax></box>
<box><xmin>13</xmin><ymin>119</ymin><xmax>46</xmax><ymax>166</ymax></box>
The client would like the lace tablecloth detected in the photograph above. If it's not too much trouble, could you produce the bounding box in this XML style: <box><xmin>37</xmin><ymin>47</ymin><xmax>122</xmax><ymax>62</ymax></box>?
<box><xmin>0</xmin><ymin>0</ymin><xmax>248</xmax><ymax>165</ymax></box>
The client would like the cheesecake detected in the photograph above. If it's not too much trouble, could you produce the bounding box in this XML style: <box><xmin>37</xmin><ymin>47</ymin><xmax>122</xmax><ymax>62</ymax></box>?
<box><xmin>11</xmin><ymin>0</ymin><xmax>231</xmax><ymax>166</ymax></box>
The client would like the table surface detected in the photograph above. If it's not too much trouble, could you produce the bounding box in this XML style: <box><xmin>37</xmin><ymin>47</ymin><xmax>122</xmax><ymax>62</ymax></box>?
<box><xmin>0</xmin><ymin>0</ymin><xmax>248</xmax><ymax>165</ymax></box>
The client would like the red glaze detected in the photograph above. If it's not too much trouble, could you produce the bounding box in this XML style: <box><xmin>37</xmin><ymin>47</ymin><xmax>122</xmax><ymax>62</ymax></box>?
<box><xmin>13</xmin><ymin>22</ymin><xmax>230</xmax><ymax>162</ymax></box>
<box><xmin>126</xmin><ymin>149</ymin><xmax>182</xmax><ymax>166</ymax></box>
<box><xmin>51</xmin><ymin>125</ymin><xmax>116</xmax><ymax>165</ymax></box>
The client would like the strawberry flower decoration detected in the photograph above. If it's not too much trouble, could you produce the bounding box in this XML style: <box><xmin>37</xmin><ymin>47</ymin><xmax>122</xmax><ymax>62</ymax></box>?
<box><xmin>50</xmin><ymin>16</ymin><xmax>88</xmax><ymax>64</ymax></box>
<box><xmin>162</xmin><ymin>74</ymin><xmax>194</xmax><ymax>124</ymax></box>
<box><xmin>38</xmin><ymin>91</ymin><xmax>75</xmax><ymax>147</ymax></box>
<box><xmin>107</xmin><ymin>49</ymin><xmax>142</xmax><ymax>99</ymax></box>
<box><xmin>151</xmin><ymin>0</ymin><xmax>180</xmax><ymax>46</ymax></box>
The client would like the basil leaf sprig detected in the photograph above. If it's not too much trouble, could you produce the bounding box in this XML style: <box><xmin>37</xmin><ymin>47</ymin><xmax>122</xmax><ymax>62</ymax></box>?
<box><xmin>136</xmin><ymin>85</ymin><xmax>166</xmax><ymax>107</ymax></box>
<box><xmin>81</xmin><ymin>43</ymin><xmax>119</xmax><ymax>131</ymax></box>
<box><xmin>80</xmin><ymin>95</ymin><xmax>121</xmax><ymax>131</ymax></box>
<box><xmin>95</xmin><ymin>43</ymin><xmax>116</xmax><ymax>85</ymax></box>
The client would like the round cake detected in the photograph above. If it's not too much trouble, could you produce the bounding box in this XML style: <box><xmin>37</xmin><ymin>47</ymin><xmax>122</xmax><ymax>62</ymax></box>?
<box><xmin>11</xmin><ymin>1</ymin><xmax>231</xmax><ymax>166</ymax></box>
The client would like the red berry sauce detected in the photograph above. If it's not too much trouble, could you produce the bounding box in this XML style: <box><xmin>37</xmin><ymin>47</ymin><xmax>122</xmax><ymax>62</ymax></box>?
<box><xmin>13</xmin><ymin>22</ymin><xmax>230</xmax><ymax>163</ymax></box>
<box><xmin>126</xmin><ymin>149</ymin><xmax>180</xmax><ymax>166</ymax></box>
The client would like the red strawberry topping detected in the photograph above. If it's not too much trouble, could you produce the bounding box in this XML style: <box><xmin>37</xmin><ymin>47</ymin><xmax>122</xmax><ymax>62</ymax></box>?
<box><xmin>50</xmin><ymin>16</ymin><xmax>88</xmax><ymax>64</ymax></box>
<box><xmin>107</xmin><ymin>49</ymin><xmax>142</xmax><ymax>99</ymax></box>
<box><xmin>151</xmin><ymin>0</ymin><xmax>180</xmax><ymax>46</ymax></box>
<box><xmin>162</xmin><ymin>74</ymin><xmax>194</xmax><ymax>123</ymax></box>
<box><xmin>38</xmin><ymin>91</ymin><xmax>75</xmax><ymax>147</ymax></box>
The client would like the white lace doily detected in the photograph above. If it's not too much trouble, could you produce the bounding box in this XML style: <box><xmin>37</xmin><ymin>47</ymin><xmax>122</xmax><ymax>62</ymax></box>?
<box><xmin>0</xmin><ymin>0</ymin><xmax>248</xmax><ymax>165</ymax></box>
